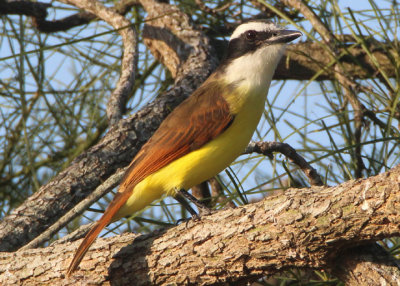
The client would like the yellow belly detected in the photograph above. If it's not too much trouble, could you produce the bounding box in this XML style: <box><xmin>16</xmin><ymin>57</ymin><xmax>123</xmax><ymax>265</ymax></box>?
<box><xmin>115</xmin><ymin>89</ymin><xmax>266</xmax><ymax>219</ymax></box>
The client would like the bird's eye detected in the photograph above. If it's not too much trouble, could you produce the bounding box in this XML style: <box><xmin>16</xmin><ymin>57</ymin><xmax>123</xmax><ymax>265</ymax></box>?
<box><xmin>245</xmin><ymin>30</ymin><xmax>257</xmax><ymax>41</ymax></box>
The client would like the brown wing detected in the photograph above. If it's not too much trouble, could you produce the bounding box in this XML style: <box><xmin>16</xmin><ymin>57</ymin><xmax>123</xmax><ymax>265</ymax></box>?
<box><xmin>67</xmin><ymin>79</ymin><xmax>233</xmax><ymax>275</ymax></box>
<box><xmin>121</xmin><ymin>80</ymin><xmax>234</xmax><ymax>191</ymax></box>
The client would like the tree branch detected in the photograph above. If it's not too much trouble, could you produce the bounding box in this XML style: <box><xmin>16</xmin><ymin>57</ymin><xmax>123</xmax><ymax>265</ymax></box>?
<box><xmin>1</xmin><ymin>165</ymin><xmax>400</xmax><ymax>285</ymax></box>
<box><xmin>244</xmin><ymin>141</ymin><xmax>324</xmax><ymax>186</ymax></box>
<box><xmin>276</xmin><ymin>42</ymin><xmax>397</xmax><ymax>81</ymax></box>
<box><xmin>331</xmin><ymin>243</ymin><xmax>400</xmax><ymax>285</ymax></box>
<box><xmin>0</xmin><ymin>0</ymin><xmax>140</xmax><ymax>32</ymax></box>
<box><xmin>18</xmin><ymin>167</ymin><xmax>127</xmax><ymax>251</ymax></box>
<box><xmin>0</xmin><ymin>0</ymin><xmax>50</xmax><ymax>18</ymax></box>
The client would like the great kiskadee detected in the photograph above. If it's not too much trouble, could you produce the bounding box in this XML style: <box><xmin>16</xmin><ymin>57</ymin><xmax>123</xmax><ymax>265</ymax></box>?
<box><xmin>67</xmin><ymin>20</ymin><xmax>301</xmax><ymax>275</ymax></box>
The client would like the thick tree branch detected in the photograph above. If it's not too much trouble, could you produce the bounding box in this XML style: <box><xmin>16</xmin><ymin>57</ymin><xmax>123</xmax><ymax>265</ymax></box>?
<box><xmin>0</xmin><ymin>0</ymin><xmax>50</xmax><ymax>18</ymax></box>
<box><xmin>1</xmin><ymin>165</ymin><xmax>400</xmax><ymax>285</ymax></box>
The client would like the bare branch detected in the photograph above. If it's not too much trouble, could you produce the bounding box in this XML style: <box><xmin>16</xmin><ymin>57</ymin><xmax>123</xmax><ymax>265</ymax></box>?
<box><xmin>32</xmin><ymin>11</ymin><xmax>96</xmax><ymax>33</ymax></box>
<box><xmin>275</xmin><ymin>42</ymin><xmax>398</xmax><ymax>80</ymax></box>
<box><xmin>51</xmin><ymin>223</ymin><xmax>96</xmax><ymax>246</ymax></box>
<box><xmin>195</xmin><ymin>0</ymin><xmax>234</xmax><ymax>15</ymax></box>
<box><xmin>0</xmin><ymin>0</ymin><xmax>50</xmax><ymax>18</ymax></box>
<box><xmin>331</xmin><ymin>243</ymin><xmax>400</xmax><ymax>285</ymax></box>
<box><xmin>18</xmin><ymin>167</ymin><xmax>127</xmax><ymax>251</ymax></box>
<box><xmin>0</xmin><ymin>0</ymin><xmax>139</xmax><ymax>33</ymax></box>
<box><xmin>244</xmin><ymin>141</ymin><xmax>324</xmax><ymax>186</ymax></box>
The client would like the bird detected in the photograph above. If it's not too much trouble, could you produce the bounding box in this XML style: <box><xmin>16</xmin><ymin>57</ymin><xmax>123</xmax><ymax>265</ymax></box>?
<box><xmin>67</xmin><ymin>19</ymin><xmax>301</xmax><ymax>275</ymax></box>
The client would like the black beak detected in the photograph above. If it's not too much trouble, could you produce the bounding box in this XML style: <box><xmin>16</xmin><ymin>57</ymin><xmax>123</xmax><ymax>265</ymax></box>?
<box><xmin>271</xmin><ymin>29</ymin><xmax>302</xmax><ymax>44</ymax></box>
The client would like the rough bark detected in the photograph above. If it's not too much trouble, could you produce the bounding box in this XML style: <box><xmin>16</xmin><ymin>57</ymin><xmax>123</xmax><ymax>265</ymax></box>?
<box><xmin>1</xmin><ymin>165</ymin><xmax>400</xmax><ymax>285</ymax></box>
<box><xmin>331</xmin><ymin>243</ymin><xmax>400</xmax><ymax>285</ymax></box>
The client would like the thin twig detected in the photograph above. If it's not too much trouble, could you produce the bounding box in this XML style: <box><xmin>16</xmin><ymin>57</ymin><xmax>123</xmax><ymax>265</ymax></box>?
<box><xmin>195</xmin><ymin>0</ymin><xmax>233</xmax><ymax>15</ymax></box>
<box><xmin>244</xmin><ymin>141</ymin><xmax>324</xmax><ymax>186</ymax></box>
<box><xmin>18</xmin><ymin>167</ymin><xmax>127</xmax><ymax>250</ymax></box>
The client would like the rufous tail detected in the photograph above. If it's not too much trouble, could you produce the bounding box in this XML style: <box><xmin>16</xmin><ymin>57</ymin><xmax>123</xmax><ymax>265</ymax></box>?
<box><xmin>66</xmin><ymin>191</ymin><xmax>131</xmax><ymax>276</ymax></box>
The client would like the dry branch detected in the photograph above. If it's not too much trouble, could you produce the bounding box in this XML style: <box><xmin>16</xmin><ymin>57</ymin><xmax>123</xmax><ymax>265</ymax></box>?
<box><xmin>244</xmin><ymin>141</ymin><xmax>324</xmax><ymax>186</ymax></box>
<box><xmin>277</xmin><ymin>42</ymin><xmax>397</xmax><ymax>81</ymax></box>
<box><xmin>1</xmin><ymin>165</ymin><xmax>400</xmax><ymax>285</ymax></box>
<box><xmin>18</xmin><ymin>168</ymin><xmax>127</xmax><ymax>251</ymax></box>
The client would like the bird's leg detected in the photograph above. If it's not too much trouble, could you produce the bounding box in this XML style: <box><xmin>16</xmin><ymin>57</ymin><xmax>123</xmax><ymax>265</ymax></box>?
<box><xmin>177</xmin><ymin>189</ymin><xmax>212</xmax><ymax>216</ymax></box>
<box><xmin>174</xmin><ymin>194</ymin><xmax>199</xmax><ymax>220</ymax></box>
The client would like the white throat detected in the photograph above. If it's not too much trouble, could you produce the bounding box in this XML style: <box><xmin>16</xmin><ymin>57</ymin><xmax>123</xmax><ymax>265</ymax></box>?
<box><xmin>223</xmin><ymin>44</ymin><xmax>285</xmax><ymax>93</ymax></box>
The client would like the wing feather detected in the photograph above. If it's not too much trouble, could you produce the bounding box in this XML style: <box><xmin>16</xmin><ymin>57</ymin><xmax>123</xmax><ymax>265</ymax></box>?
<box><xmin>120</xmin><ymin>80</ymin><xmax>233</xmax><ymax>190</ymax></box>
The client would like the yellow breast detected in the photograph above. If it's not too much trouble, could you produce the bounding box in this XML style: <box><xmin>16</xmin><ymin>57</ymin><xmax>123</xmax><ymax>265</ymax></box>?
<box><xmin>115</xmin><ymin>85</ymin><xmax>267</xmax><ymax>219</ymax></box>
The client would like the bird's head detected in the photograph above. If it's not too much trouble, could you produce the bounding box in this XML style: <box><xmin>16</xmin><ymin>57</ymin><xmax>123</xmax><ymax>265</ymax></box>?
<box><xmin>220</xmin><ymin>20</ymin><xmax>302</xmax><ymax>90</ymax></box>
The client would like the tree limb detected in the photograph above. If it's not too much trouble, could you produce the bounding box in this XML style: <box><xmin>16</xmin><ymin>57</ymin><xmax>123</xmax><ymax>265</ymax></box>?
<box><xmin>331</xmin><ymin>243</ymin><xmax>400</xmax><ymax>285</ymax></box>
<box><xmin>1</xmin><ymin>165</ymin><xmax>400</xmax><ymax>285</ymax></box>
<box><xmin>18</xmin><ymin>167</ymin><xmax>127</xmax><ymax>251</ymax></box>
<box><xmin>244</xmin><ymin>141</ymin><xmax>324</xmax><ymax>186</ymax></box>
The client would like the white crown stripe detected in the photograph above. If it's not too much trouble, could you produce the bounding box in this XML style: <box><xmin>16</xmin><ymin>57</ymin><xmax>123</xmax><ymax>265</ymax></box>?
<box><xmin>230</xmin><ymin>22</ymin><xmax>282</xmax><ymax>41</ymax></box>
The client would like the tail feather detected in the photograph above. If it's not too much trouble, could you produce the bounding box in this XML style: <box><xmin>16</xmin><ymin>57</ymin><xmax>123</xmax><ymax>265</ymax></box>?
<box><xmin>66</xmin><ymin>190</ymin><xmax>131</xmax><ymax>276</ymax></box>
